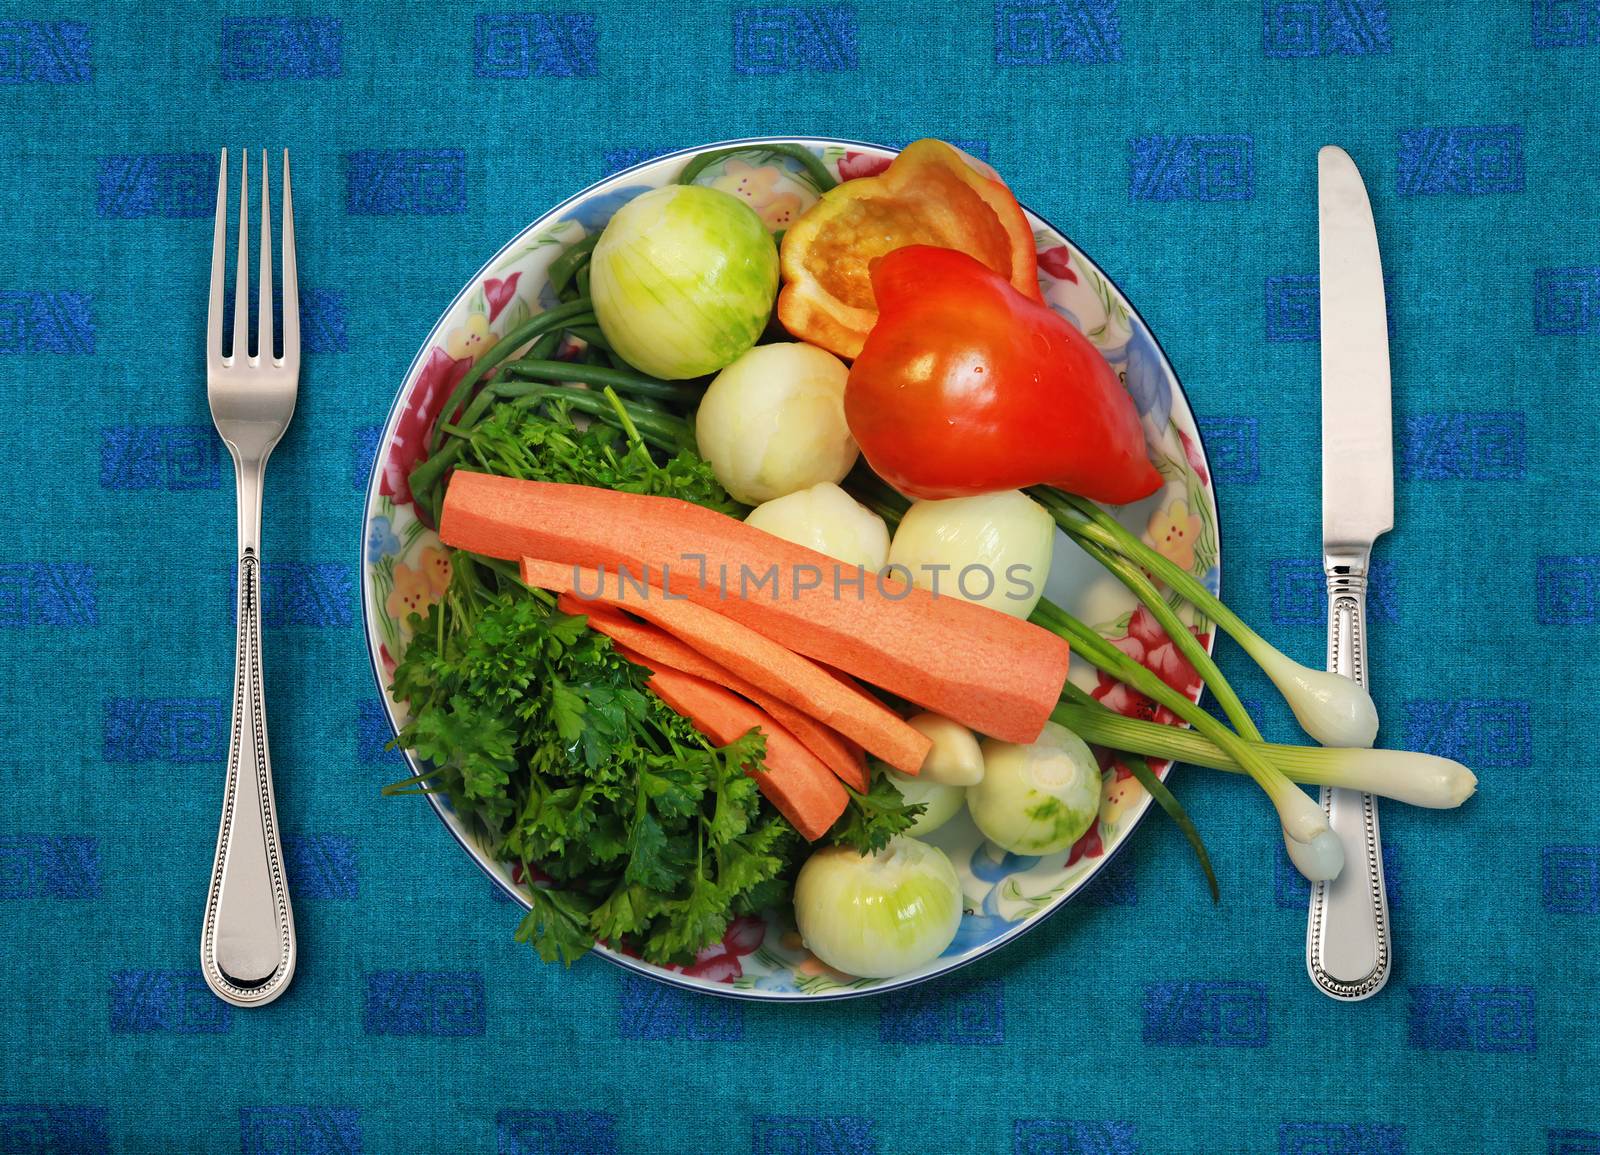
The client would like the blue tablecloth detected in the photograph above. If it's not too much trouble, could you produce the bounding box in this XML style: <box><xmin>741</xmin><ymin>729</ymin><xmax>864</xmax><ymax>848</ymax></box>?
<box><xmin>3</xmin><ymin>2</ymin><xmax>1595</xmax><ymax>1151</ymax></box>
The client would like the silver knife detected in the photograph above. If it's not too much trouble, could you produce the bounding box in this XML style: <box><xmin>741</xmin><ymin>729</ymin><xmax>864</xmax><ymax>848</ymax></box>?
<box><xmin>1306</xmin><ymin>145</ymin><xmax>1393</xmax><ymax>1001</ymax></box>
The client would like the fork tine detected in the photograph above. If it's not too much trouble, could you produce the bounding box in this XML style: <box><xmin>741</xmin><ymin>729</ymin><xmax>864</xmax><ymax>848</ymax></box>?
<box><xmin>207</xmin><ymin>149</ymin><xmax>228</xmax><ymax>367</ymax></box>
<box><xmin>280</xmin><ymin>149</ymin><xmax>298</xmax><ymax>366</ymax></box>
<box><xmin>258</xmin><ymin>150</ymin><xmax>273</xmax><ymax>363</ymax></box>
<box><xmin>234</xmin><ymin>148</ymin><xmax>251</xmax><ymax>360</ymax></box>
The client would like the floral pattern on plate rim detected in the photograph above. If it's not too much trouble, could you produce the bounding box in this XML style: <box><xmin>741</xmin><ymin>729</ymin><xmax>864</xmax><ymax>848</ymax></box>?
<box><xmin>361</xmin><ymin>139</ymin><xmax>1219</xmax><ymax>1000</ymax></box>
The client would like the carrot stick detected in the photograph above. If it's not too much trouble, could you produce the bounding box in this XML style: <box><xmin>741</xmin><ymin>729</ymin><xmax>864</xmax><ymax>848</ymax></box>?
<box><xmin>561</xmin><ymin>593</ymin><xmax>870</xmax><ymax>792</ymax></box>
<box><xmin>440</xmin><ymin>474</ymin><xmax>1069</xmax><ymax>743</ymax></box>
<box><xmin>523</xmin><ymin>558</ymin><xmax>928</xmax><ymax>774</ymax></box>
<box><xmin>625</xmin><ymin>654</ymin><xmax>847</xmax><ymax>841</ymax></box>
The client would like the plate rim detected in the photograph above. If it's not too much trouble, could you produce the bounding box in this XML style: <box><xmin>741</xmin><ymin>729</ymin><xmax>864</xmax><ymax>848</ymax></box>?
<box><xmin>358</xmin><ymin>135</ymin><xmax>1218</xmax><ymax>1002</ymax></box>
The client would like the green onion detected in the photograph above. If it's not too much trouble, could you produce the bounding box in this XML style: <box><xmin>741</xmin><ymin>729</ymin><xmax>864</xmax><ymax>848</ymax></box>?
<box><xmin>1028</xmin><ymin>600</ymin><xmax>1333</xmax><ymax>855</ymax></box>
<box><xmin>1036</xmin><ymin>489</ymin><xmax>1379</xmax><ymax>749</ymax></box>
<box><xmin>1051</xmin><ymin>699</ymin><xmax>1476</xmax><ymax>809</ymax></box>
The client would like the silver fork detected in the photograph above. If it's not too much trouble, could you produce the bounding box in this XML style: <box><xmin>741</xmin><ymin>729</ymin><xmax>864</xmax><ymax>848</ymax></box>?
<box><xmin>200</xmin><ymin>148</ymin><xmax>299</xmax><ymax>1007</ymax></box>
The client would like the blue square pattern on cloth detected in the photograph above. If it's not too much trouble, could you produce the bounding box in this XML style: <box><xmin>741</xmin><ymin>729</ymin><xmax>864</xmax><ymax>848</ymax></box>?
<box><xmin>1</xmin><ymin>1</ymin><xmax>1596</xmax><ymax>1151</ymax></box>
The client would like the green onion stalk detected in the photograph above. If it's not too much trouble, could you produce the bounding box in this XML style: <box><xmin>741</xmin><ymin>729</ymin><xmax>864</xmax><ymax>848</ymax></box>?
<box><xmin>1052</xmin><ymin>687</ymin><xmax>1476</xmax><ymax>809</ymax></box>
<box><xmin>1032</xmin><ymin>488</ymin><xmax>1380</xmax><ymax>750</ymax></box>
<box><xmin>847</xmin><ymin>470</ymin><xmax>1340</xmax><ymax>877</ymax></box>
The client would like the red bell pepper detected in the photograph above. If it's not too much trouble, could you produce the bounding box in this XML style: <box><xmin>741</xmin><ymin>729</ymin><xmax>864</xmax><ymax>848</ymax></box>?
<box><xmin>844</xmin><ymin>245</ymin><xmax>1163</xmax><ymax>505</ymax></box>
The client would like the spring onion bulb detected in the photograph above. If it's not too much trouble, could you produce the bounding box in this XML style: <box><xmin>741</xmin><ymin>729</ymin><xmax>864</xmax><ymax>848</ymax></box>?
<box><xmin>1248</xmin><ymin>648</ymin><xmax>1379</xmax><ymax>748</ymax></box>
<box><xmin>906</xmin><ymin>713</ymin><xmax>985</xmax><ymax>786</ymax></box>
<box><xmin>1263</xmin><ymin>778</ymin><xmax>1341</xmax><ymax>867</ymax></box>
<box><xmin>1282</xmin><ymin>826</ymin><xmax>1345</xmax><ymax>882</ymax></box>
<box><xmin>1050</xmin><ymin>702</ymin><xmax>1477</xmax><ymax>808</ymax></box>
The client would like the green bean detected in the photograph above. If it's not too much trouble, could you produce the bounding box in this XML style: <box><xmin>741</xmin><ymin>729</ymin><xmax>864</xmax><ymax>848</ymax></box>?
<box><xmin>524</xmin><ymin>388</ymin><xmax>689</xmax><ymax>454</ymax></box>
<box><xmin>677</xmin><ymin>144</ymin><xmax>838</xmax><ymax>193</ymax></box>
<box><xmin>423</xmin><ymin>299</ymin><xmax>592</xmax><ymax>458</ymax></box>
<box><xmin>547</xmin><ymin>232</ymin><xmax>600</xmax><ymax>297</ymax></box>
<box><xmin>498</xmin><ymin>359</ymin><xmax>699</xmax><ymax>404</ymax></box>
<box><xmin>575</xmin><ymin>263</ymin><xmax>591</xmax><ymax>301</ymax></box>
<box><xmin>526</xmin><ymin>328</ymin><xmax>565</xmax><ymax>361</ymax></box>
<box><xmin>567</xmin><ymin>324</ymin><xmax>610</xmax><ymax>351</ymax></box>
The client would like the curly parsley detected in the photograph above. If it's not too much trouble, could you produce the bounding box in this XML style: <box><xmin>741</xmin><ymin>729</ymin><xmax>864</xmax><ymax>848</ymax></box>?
<box><xmin>389</xmin><ymin>399</ymin><xmax>922</xmax><ymax>965</ymax></box>
<box><xmin>391</xmin><ymin>581</ymin><xmax>796</xmax><ymax>965</ymax></box>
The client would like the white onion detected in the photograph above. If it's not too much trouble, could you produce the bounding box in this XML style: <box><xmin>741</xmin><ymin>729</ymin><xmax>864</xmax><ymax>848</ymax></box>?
<box><xmin>887</xmin><ymin>490</ymin><xmax>1054</xmax><ymax>619</ymax></box>
<box><xmin>969</xmin><ymin>722</ymin><xmax>1100</xmax><ymax>855</ymax></box>
<box><xmin>744</xmin><ymin>482</ymin><xmax>889</xmax><ymax>572</ymax></box>
<box><xmin>589</xmin><ymin>185</ymin><xmax>778</xmax><ymax>380</ymax></box>
<box><xmin>695</xmin><ymin>342</ymin><xmax>858</xmax><ymax>504</ymax></box>
<box><xmin>884</xmin><ymin>768</ymin><xmax>966</xmax><ymax>836</ymax></box>
<box><xmin>793</xmin><ymin>838</ymin><xmax>964</xmax><ymax>978</ymax></box>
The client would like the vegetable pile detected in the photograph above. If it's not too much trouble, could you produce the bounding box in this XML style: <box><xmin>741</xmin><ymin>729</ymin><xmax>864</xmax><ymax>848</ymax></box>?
<box><xmin>386</xmin><ymin>139</ymin><xmax>1477</xmax><ymax>981</ymax></box>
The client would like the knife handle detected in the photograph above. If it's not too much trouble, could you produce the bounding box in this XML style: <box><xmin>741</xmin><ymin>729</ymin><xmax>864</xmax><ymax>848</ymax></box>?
<box><xmin>1305</xmin><ymin>551</ymin><xmax>1391</xmax><ymax>1001</ymax></box>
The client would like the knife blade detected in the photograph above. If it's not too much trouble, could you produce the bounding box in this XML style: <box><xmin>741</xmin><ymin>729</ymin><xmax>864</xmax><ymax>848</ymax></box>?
<box><xmin>1319</xmin><ymin>146</ymin><xmax>1393</xmax><ymax>548</ymax></box>
<box><xmin>1306</xmin><ymin>144</ymin><xmax>1394</xmax><ymax>1001</ymax></box>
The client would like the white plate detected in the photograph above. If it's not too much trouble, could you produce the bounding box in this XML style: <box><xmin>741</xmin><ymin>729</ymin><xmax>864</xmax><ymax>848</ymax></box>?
<box><xmin>360</xmin><ymin>137</ymin><xmax>1220</xmax><ymax>1000</ymax></box>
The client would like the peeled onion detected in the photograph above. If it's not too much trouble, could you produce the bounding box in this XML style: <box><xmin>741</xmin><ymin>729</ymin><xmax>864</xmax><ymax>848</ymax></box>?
<box><xmin>695</xmin><ymin>342</ymin><xmax>858</xmax><ymax>504</ymax></box>
<box><xmin>589</xmin><ymin>185</ymin><xmax>778</xmax><ymax>380</ymax></box>
<box><xmin>884</xmin><ymin>768</ymin><xmax>966</xmax><ymax>836</ymax></box>
<box><xmin>906</xmin><ymin>713</ymin><xmax>984</xmax><ymax>786</ymax></box>
<box><xmin>887</xmin><ymin>490</ymin><xmax>1054</xmax><ymax>619</ymax></box>
<box><xmin>744</xmin><ymin>482</ymin><xmax>889</xmax><ymax>572</ymax></box>
<box><xmin>793</xmin><ymin>837</ymin><xmax>964</xmax><ymax>977</ymax></box>
<box><xmin>969</xmin><ymin>722</ymin><xmax>1101</xmax><ymax>855</ymax></box>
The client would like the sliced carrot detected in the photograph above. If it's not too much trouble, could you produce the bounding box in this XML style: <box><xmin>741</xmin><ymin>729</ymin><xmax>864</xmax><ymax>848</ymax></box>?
<box><xmin>525</xmin><ymin>558</ymin><xmax>928</xmax><ymax>774</ymax></box>
<box><xmin>441</xmin><ymin>474</ymin><xmax>1069</xmax><ymax>743</ymax></box>
<box><xmin>561</xmin><ymin>593</ymin><xmax>870</xmax><ymax>792</ymax></box>
<box><xmin>626</xmin><ymin>654</ymin><xmax>847</xmax><ymax>841</ymax></box>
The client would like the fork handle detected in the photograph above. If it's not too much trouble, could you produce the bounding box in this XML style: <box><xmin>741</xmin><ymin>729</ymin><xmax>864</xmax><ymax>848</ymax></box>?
<box><xmin>200</xmin><ymin>457</ymin><xmax>296</xmax><ymax>1007</ymax></box>
<box><xmin>1305</xmin><ymin>551</ymin><xmax>1391</xmax><ymax>1001</ymax></box>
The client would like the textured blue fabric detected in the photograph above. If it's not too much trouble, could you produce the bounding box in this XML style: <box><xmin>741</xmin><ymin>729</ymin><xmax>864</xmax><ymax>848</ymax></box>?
<box><xmin>1</xmin><ymin>2</ymin><xmax>1595</xmax><ymax>1152</ymax></box>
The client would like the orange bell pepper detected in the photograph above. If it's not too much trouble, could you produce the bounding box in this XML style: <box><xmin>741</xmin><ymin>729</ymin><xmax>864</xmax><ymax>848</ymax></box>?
<box><xmin>778</xmin><ymin>139</ymin><xmax>1041</xmax><ymax>359</ymax></box>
